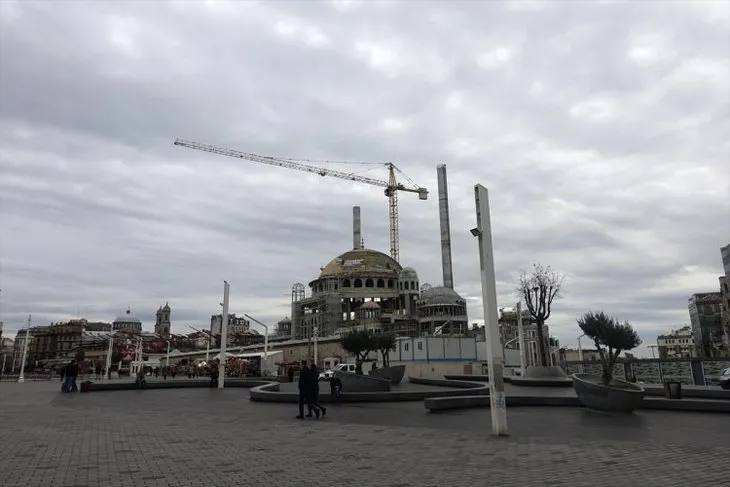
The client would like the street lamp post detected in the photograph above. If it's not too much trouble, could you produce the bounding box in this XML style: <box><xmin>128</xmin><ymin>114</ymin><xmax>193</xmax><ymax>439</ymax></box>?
<box><xmin>516</xmin><ymin>302</ymin><xmax>527</xmax><ymax>376</ymax></box>
<box><xmin>577</xmin><ymin>333</ymin><xmax>586</xmax><ymax>373</ymax></box>
<box><xmin>166</xmin><ymin>339</ymin><xmax>171</xmax><ymax>371</ymax></box>
<box><xmin>471</xmin><ymin>184</ymin><xmax>508</xmax><ymax>436</ymax></box>
<box><xmin>18</xmin><ymin>314</ymin><xmax>32</xmax><ymax>383</ymax></box>
<box><xmin>502</xmin><ymin>336</ymin><xmax>519</xmax><ymax>373</ymax></box>
<box><xmin>218</xmin><ymin>281</ymin><xmax>230</xmax><ymax>389</ymax></box>
<box><xmin>244</xmin><ymin>314</ymin><xmax>270</xmax><ymax>376</ymax></box>
<box><xmin>314</xmin><ymin>324</ymin><xmax>319</xmax><ymax>366</ymax></box>
<box><xmin>105</xmin><ymin>330</ymin><xmax>115</xmax><ymax>380</ymax></box>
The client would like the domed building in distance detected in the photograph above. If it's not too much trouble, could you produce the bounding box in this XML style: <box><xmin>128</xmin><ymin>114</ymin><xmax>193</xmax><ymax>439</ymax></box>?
<box><xmin>289</xmin><ymin>204</ymin><xmax>470</xmax><ymax>340</ymax></box>
<box><xmin>112</xmin><ymin>308</ymin><xmax>142</xmax><ymax>332</ymax></box>
<box><xmin>291</xmin><ymin>247</ymin><xmax>422</xmax><ymax>339</ymax></box>
<box><xmin>417</xmin><ymin>285</ymin><xmax>468</xmax><ymax>335</ymax></box>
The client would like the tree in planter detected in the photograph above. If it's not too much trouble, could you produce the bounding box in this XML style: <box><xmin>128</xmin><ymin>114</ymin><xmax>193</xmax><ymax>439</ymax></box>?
<box><xmin>374</xmin><ymin>333</ymin><xmax>396</xmax><ymax>367</ymax></box>
<box><xmin>339</xmin><ymin>330</ymin><xmax>375</xmax><ymax>374</ymax></box>
<box><xmin>577</xmin><ymin>311</ymin><xmax>642</xmax><ymax>385</ymax></box>
<box><xmin>516</xmin><ymin>264</ymin><xmax>565</xmax><ymax>366</ymax></box>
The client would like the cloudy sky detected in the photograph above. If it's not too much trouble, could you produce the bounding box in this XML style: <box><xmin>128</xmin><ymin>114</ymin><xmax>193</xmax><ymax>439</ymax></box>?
<box><xmin>1</xmin><ymin>0</ymin><xmax>728</xmax><ymax>356</ymax></box>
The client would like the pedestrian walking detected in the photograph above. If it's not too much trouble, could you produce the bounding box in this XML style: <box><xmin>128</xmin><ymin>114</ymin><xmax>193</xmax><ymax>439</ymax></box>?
<box><xmin>296</xmin><ymin>361</ymin><xmax>319</xmax><ymax>419</ymax></box>
<box><xmin>61</xmin><ymin>359</ymin><xmax>79</xmax><ymax>393</ymax></box>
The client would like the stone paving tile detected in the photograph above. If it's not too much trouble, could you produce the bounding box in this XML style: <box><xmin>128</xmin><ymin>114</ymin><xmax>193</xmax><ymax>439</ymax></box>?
<box><xmin>0</xmin><ymin>382</ymin><xmax>728</xmax><ymax>487</ymax></box>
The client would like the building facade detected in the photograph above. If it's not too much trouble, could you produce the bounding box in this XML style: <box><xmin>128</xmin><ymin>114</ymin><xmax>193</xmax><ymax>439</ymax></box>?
<box><xmin>688</xmin><ymin>293</ymin><xmax>724</xmax><ymax>357</ymax></box>
<box><xmin>496</xmin><ymin>307</ymin><xmax>557</xmax><ymax>367</ymax></box>
<box><xmin>657</xmin><ymin>325</ymin><xmax>696</xmax><ymax>359</ymax></box>
<box><xmin>210</xmin><ymin>313</ymin><xmax>252</xmax><ymax>347</ymax></box>
<box><xmin>719</xmin><ymin>276</ymin><xmax>730</xmax><ymax>353</ymax></box>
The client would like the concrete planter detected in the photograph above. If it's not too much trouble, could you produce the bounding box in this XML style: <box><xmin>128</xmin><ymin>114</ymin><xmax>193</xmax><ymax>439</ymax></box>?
<box><xmin>368</xmin><ymin>365</ymin><xmax>406</xmax><ymax>384</ymax></box>
<box><xmin>334</xmin><ymin>370</ymin><xmax>391</xmax><ymax>392</ymax></box>
<box><xmin>572</xmin><ymin>373</ymin><xmax>645</xmax><ymax>413</ymax></box>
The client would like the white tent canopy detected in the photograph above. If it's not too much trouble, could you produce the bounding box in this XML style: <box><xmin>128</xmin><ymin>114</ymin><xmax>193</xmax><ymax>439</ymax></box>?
<box><xmin>210</xmin><ymin>350</ymin><xmax>283</xmax><ymax>361</ymax></box>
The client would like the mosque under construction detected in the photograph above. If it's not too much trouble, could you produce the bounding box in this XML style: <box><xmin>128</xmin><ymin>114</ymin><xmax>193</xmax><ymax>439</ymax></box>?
<box><xmin>278</xmin><ymin>165</ymin><xmax>469</xmax><ymax>341</ymax></box>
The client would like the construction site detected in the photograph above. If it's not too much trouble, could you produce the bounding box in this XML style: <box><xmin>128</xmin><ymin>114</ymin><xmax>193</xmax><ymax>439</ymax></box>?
<box><xmin>174</xmin><ymin>140</ymin><xmax>469</xmax><ymax>341</ymax></box>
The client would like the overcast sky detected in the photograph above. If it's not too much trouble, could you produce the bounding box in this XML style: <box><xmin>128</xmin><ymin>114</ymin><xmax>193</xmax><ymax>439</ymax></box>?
<box><xmin>1</xmin><ymin>1</ymin><xmax>728</xmax><ymax>356</ymax></box>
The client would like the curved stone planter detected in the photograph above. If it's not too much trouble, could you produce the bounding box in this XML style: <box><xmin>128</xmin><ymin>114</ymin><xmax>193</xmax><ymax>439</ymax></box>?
<box><xmin>509</xmin><ymin>366</ymin><xmax>573</xmax><ymax>387</ymax></box>
<box><xmin>572</xmin><ymin>373</ymin><xmax>646</xmax><ymax>413</ymax></box>
<box><xmin>334</xmin><ymin>370</ymin><xmax>391</xmax><ymax>392</ymax></box>
<box><xmin>249</xmin><ymin>377</ymin><xmax>488</xmax><ymax>403</ymax></box>
<box><xmin>368</xmin><ymin>365</ymin><xmax>406</xmax><ymax>384</ymax></box>
<box><xmin>86</xmin><ymin>378</ymin><xmax>270</xmax><ymax>392</ymax></box>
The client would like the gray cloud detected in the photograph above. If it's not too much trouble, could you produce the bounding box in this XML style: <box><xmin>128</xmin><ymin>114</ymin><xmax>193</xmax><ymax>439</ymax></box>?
<box><xmin>1</xmin><ymin>1</ymin><xmax>728</xmax><ymax>356</ymax></box>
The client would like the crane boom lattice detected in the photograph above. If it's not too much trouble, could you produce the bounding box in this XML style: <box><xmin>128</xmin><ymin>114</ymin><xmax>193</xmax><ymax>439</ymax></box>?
<box><xmin>173</xmin><ymin>138</ymin><xmax>428</xmax><ymax>262</ymax></box>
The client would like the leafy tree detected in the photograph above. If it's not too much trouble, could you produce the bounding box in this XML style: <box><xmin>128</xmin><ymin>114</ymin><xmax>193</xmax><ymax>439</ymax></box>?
<box><xmin>374</xmin><ymin>333</ymin><xmax>396</xmax><ymax>367</ymax></box>
<box><xmin>577</xmin><ymin>311</ymin><xmax>642</xmax><ymax>385</ymax></box>
<box><xmin>339</xmin><ymin>330</ymin><xmax>375</xmax><ymax>374</ymax></box>
<box><xmin>74</xmin><ymin>349</ymin><xmax>85</xmax><ymax>362</ymax></box>
<box><xmin>516</xmin><ymin>264</ymin><xmax>565</xmax><ymax>366</ymax></box>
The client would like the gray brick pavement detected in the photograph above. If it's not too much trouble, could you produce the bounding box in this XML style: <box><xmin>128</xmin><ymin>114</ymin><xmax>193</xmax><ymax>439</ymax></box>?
<box><xmin>0</xmin><ymin>382</ymin><xmax>728</xmax><ymax>487</ymax></box>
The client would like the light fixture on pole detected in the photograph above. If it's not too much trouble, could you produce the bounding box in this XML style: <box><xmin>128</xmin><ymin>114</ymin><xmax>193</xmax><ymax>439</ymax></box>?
<box><xmin>218</xmin><ymin>281</ymin><xmax>230</xmax><ymax>389</ymax></box>
<box><xmin>18</xmin><ymin>314</ymin><xmax>31</xmax><ymax>383</ymax></box>
<box><xmin>471</xmin><ymin>184</ymin><xmax>508</xmax><ymax>436</ymax></box>
<box><xmin>516</xmin><ymin>301</ymin><xmax>527</xmax><ymax>376</ymax></box>
<box><xmin>243</xmin><ymin>314</ymin><xmax>269</xmax><ymax>377</ymax></box>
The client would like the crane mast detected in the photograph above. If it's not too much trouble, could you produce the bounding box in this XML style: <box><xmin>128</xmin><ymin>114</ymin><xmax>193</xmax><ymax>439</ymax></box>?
<box><xmin>173</xmin><ymin>138</ymin><xmax>427</xmax><ymax>262</ymax></box>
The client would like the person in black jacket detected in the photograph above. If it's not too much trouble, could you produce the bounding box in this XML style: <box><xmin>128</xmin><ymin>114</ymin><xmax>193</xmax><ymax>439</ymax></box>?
<box><xmin>308</xmin><ymin>364</ymin><xmax>326</xmax><ymax>418</ymax></box>
<box><xmin>296</xmin><ymin>361</ymin><xmax>319</xmax><ymax>419</ymax></box>
<box><xmin>62</xmin><ymin>359</ymin><xmax>79</xmax><ymax>393</ymax></box>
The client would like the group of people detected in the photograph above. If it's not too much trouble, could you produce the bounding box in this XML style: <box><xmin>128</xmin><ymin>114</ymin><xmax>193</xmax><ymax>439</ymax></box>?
<box><xmin>296</xmin><ymin>361</ymin><xmax>328</xmax><ymax>419</ymax></box>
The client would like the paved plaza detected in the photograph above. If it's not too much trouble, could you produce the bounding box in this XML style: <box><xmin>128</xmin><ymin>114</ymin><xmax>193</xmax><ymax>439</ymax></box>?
<box><xmin>1</xmin><ymin>381</ymin><xmax>728</xmax><ymax>487</ymax></box>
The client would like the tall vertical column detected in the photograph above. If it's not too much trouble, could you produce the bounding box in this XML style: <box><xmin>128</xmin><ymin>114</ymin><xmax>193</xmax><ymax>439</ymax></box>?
<box><xmin>353</xmin><ymin>206</ymin><xmax>361</xmax><ymax>250</ymax></box>
<box><xmin>437</xmin><ymin>165</ymin><xmax>454</xmax><ymax>289</ymax></box>
<box><xmin>474</xmin><ymin>184</ymin><xmax>508</xmax><ymax>436</ymax></box>
<box><xmin>218</xmin><ymin>281</ymin><xmax>230</xmax><ymax>389</ymax></box>
<box><xmin>516</xmin><ymin>302</ymin><xmax>527</xmax><ymax>376</ymax></box>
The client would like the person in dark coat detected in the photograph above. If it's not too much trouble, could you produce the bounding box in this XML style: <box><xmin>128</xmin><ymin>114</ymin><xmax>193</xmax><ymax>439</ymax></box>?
<box><xmin>62</xmin><ymin>359</ymin><xmax>79</xmax><ymax>393</ymax></box>
<box><xmin>307</xmin><ymin>364</ymin><xmax>326</xmax><ymax>418</ymax></box>
<box><xmin>296</xmin><ymin>361</ymin><xmax>319</xmax><ymax>419</ymax></box>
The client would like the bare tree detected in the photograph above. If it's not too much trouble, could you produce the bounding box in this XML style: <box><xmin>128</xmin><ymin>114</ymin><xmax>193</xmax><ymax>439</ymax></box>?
<box><xmin>516</xmin><ymin>264</ymin><xmax>565</xmax><ymax>367</ymax></box>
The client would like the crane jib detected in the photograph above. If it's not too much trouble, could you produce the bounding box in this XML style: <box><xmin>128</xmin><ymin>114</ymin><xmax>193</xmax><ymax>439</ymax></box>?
<box><xmin>173</xmin><ymin>138</ymin><xmax>428</xmax><ymax>262</ymax></box>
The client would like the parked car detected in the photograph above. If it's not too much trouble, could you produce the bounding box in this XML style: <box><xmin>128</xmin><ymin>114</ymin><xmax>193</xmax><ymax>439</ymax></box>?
<box><xmin>318</xmin><ymin>369</ymin><xmax>334</xmax><ymax>381</ymax></box>
<box><xmin>319</xmin><ymin>363</ymin><xmax>357</xmax><ymax>380</ymax></box>
<box><xmin>719</xmin><ymin>368</ymin><xmax>730</xmax><ymax>390</ymax></box>
<box><xmin>335</xmin><ymin>363</ymin><xmax>357</xmax><ymax>373</ymax></box>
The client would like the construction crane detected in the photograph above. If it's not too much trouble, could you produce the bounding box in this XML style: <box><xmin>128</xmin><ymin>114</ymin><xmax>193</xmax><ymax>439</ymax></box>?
<box><xmin>173</xmin><ymin>138</ymin><xmax>428</xmax><ymax>262</ymax></box>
